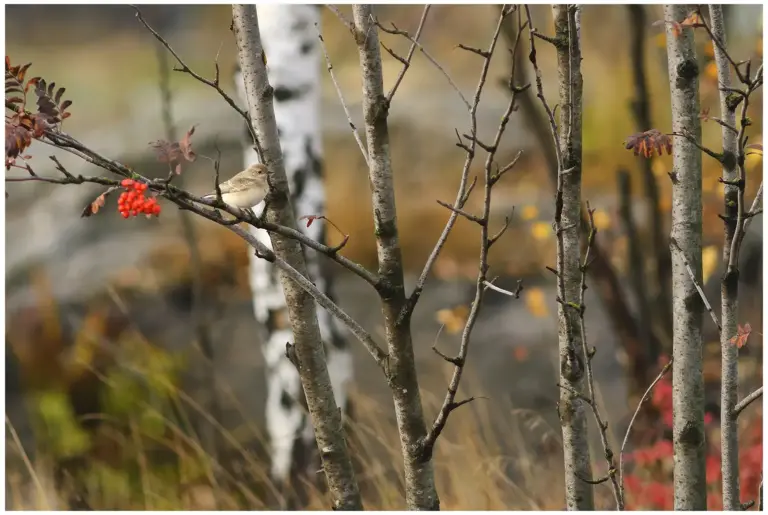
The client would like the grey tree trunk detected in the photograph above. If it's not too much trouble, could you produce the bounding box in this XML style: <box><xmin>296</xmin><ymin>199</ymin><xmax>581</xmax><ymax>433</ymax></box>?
<box><xmin>350</xmin><ymin>5</ymin><xmax>439</xmax><ymax>510</ymax></box>
<box><xmin>231</xmin><ymin>5</ymin><xmax>361</xmax><ymax>509</ymax></box>
<box><xmin>551</xmin><ymin>5</ymin><xmax>594</xmax><ymax>511</ymax></box>
<box><xmin>664</xmin><ymin>4</ymin><xmax>706</xmax><ymax>510</ymax></box>
<box><xmin>234</xmin><ymin>5</ymin><xmax>353</xmax><ymax>485</ymax></box>
<box><xmin>710</xmin><ymin>5</ymin><xmax>741</xmax><ymax>510</ymax></box>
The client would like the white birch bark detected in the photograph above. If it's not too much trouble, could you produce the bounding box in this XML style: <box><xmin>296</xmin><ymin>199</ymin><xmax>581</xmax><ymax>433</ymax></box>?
<box><xmin>234</xmin><ymin>4</ymin><xmax>353</xmax><ymax>484</ymax></box>
<box><xmin>664</xmin><ymin>5</ymin><xmax>706</xmax><ymax>510</ymax></box>
<box><xmin>231</xmin><ymin>6</ymin><xmax>360</xmax><ymax>508</ymax></box>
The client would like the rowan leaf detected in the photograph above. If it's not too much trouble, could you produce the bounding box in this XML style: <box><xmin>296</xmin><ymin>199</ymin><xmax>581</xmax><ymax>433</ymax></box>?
<box><xmin>81</xmin><ymin>186</ymin><xmax>118</xmax><ymax>218</ymax></box>
<box><xmin>729</xmin><ymin>323</ymin><xmax>752</xmax><ymax>349</ymax></box>
<box><xmin>624</xmin><ymin>129</ymin><xmax>673</xmax><ymax>158</ymax></box>
<box><xmin>150</xmin><ymin>139</ymin><xmax>182</xmax><ymax>164</ymax></box>
<box><xmin>179</xmin><ymin>124</ymin><xmax>197</xmax><ymax>162</ymax></box>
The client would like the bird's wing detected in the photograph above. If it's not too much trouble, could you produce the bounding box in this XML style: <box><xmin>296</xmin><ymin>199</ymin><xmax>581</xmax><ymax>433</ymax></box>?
<box><xmin>203</xmin><ymin>179</ymin><xmax>232</xmax><ymax>199</ymax></box>
<box><xmin>217</xmin><ymin>179</ymin><xmax>234</xmax><ymax>195</ymax></box>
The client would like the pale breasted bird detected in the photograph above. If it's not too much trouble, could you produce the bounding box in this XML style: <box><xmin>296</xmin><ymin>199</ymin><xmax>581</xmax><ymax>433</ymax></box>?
<box><xmin>201</xmin><ymin>163</ymin><xmax>269</xmax><ymax>209</ymax></box>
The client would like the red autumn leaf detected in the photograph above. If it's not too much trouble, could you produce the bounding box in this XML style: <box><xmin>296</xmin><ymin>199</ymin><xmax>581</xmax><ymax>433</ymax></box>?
<box><xmin>150</xmin><ymin>124</ymin><xmax>197</xmax><ymax>174</ymax></box>
<box><xmin>179</xmin><ymin>124</ymin><xmax>197</xmax><ymax>162</ymax></box>
<box><xmin>699</xmin><ymin>107</ymin><xmax>710</xmax><ymax>122</ymax></box>
<box><xmin>729</xmin><ymin>323</ymin><xmax>752</xmax><ymax>349</ymax></box>
<box><xmin>624</xmin><ymin>129</ymin><xmax>673</xmax><ymax>158</ymax></box>
<box><xmin>150</xmin><ymin>138</ymin><xmax>182</xmax><ymax>164</ymax></box>
<box><xmin>299</xmin><ymin>214</ymin><xmax>319</xmax><ymax>228</ymax></box>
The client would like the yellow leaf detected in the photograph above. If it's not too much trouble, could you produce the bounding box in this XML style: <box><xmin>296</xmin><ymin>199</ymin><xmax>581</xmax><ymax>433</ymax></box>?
<box><xmin>592</xmin><ymin>209</ymin><xmax>611</xmax><ymax>231</ymax></box>
<box><xmin>521</xmin><ymin>205</ymin><xmax>539</xmax><ymax>221</ymax></box>
<box><xmin>530</xmin><ymin>221</ymin><xmax>551</xmax><ymax>241</ymax></box>
<box><xmin>704</xmin><ymin>61</ymin><xmax>718</xmax><ymax>82</ymax></box>
<box><xmin>436</xmin><ymin>305</ymin><xmax>470</xmax><ymax>334</ymax></box>
<box><xmin>654</xmin><ymin>32</ymin><xmax>666</xmax><ymax>49</ymax></box>
<box><xmin>704</xmin><ymin>41</ymin><xmax>715</xmax><ymax>58</ymax></box>
<box><xmin>702</xmin><ymin>245</ymin><xmax>718</xmax><ymax>284</ymax></box>
<box><xmin>524</xmin><ymin>287</ymin><xmax>549</xmax><ymax>318</ymax></box>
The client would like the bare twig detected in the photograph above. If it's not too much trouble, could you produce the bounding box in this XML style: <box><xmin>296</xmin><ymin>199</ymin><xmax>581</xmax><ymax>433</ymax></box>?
<box><xmin>316</xmin><ymin>24</ymin><xmax>370</xmax><ymax>167</ymax></box>
<box><xmin>696</xmin><ymin>5</ymin><xmax>751</xmax><ymax>86</ymax></box>
<box><xmin>732</xmin><ymin>386</ymin><xmax>763</xmax><ymax>418</ymax></box>
<box><xmin>422</xmin><ymin>5</ymin><xmax>522</xmax><ymax>462</ymax></box>
<box><xmin>376</xmin><ymin>19</ymin><xmax>471</xmax><ymax>110</ymax></box>
<box><xmin>483</xmin><ymin>279</ymin><xmax>523</xmax><ymax>298</ymax></box>
<box><xmin>670</xmin><ymin>129</ymin><xmax>724</xmax><ymax>163</ymax></box>
<box><xmin>619</xmin><ymin>358</ymin><xmax>674</xmax><ymax>502</ymax></box>
<box><xmin>743</xmin><ymin>181</ymin><xmax>763</xmax><ymax>233</ymax></box>
<box><xmin>574</xmin><ymin>204</ymin><xmax>623</xmax><ymax>509</ymax></box>
<box><xmin>404</xmin><ymin>6</ymin><xmax>519</xmax><ymax>321</ymax></box>
<box><xmin>670</xmin><ymin>237</ymin><xmax>722</xmax><ymax>334</ymax></box>
<box><xmin>385</xmin><ymin>5</ymin><xmax>431</xmax><ymax>103</ymax></box>
<box><xmin>325</xmin><ymin>4</ymin><xmax>355</xmax><ymax>34</ymax></box>
<box><xmin>131</xmin><ymin>5</ymin><xmax>264</xmax><ymax>163</ymax></box>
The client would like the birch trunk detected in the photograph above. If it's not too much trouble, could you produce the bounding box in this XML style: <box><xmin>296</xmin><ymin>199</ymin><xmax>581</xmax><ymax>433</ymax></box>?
<box><xmin>231</xmin><ymin>5</ymin><xmax>361</xmax><ymax>509</ymax></box>
<box><xmin>234</xmin><ymin>5</ymin><xmax>353</xmax><ymax>485</ymax></box>
<box><xmin>710</xmin><ymin>5</ymin><xmax>740</xmax><ymax>509</ymax></box>
<box><xmin>552</xmin><ymin>5</ymin><xmax>594</xmax><ymax>510</ymax></box>
<box><xmin>664</xmin><ymin>5</ymin><xmax>706</xmax><ymax>510</ymax></box>
<box><xmin>351</xmin><ymin>5</ymin><xmax>439</xmax><ymax>510</ymax></box>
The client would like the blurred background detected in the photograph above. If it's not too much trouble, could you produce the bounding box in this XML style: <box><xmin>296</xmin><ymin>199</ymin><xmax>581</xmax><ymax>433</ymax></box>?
<box><xmin>5</xmin><ymin>4</ymin><xmax>763</xmax><ymax>510</ymax></box>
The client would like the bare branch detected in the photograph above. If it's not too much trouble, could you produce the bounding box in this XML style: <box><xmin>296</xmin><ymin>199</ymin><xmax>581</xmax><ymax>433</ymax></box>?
<box><xmin>670</xmin><ymin>130</ymin><xmax>724</xmax><ymax>163</ymax></box>
<box><xmin>732</xmin><ymin>386</ymin><xmax>763</xmax><ymax>418</ymax></box>
<box><xmin>574</xmin><ymin>203</ymin><xmax>623</xmax><ymax>509</ymax></box>
<box><xmin>619</xmin><ymin>359</ymin><xmax>674</xmax><ymax>503</ymax></box>
<box><xmin>697</xmin><ymin>6</ymin><xmax>750</xmax><ymax>85</ymax></box>
<box><xmin>435</xmin><ymin>199</ymin><xmax>484</xmax><ymax>225</ymax></box>
<box><xmin>131</xmin><ymin>5</ymin><xmax>264</xmax><ymax>162</ymax></box>
<box><xmin>351</xmin><ymin>5</ymin><xmax>438</xmax><ymax>508</ymax></box>
<box><xmin>325</xmin><ymin>4</ymin><xmax>355</xmax><ymax>34</ymax></box>
<box><xmin>376</xmin><ymin>19</ymin><xmax>471</xmax><ymax>111</ymax></box>
<box><xmin>316</xmin><ymin>24</ymin><xmax>370</xmax><ymax>167</ymax></box>
<box><xmin>670</xmin><ymin>237</ymin><xmax>722</xmax><ymax>334</ymax></box>
<box><xmin>386</xmin><ymin>5</ymin><xmax>431</xmax><ymax>103</ymax></box>
<box><xmin>422</xmin><ymin>5</ymin><xmax>523</xmax><ymax>462</ymax></box>
<box><xmin>405</xmin><ymin>6</ymin><xmax>518</xmax><ymax>319</ymax></box>
<box><xmin>483</xmin><ymin>279</ymin><xmax>522</xmax><ymax>298</ymax></box>
<box><xmin>743</xmin><ymin>181</ymin><xmax>763</xmax><ymax>233</ymax></box>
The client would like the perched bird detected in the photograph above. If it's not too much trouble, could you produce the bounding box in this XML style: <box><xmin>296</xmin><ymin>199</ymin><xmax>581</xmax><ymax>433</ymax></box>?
<box><xmin>201</xmin><ymin>163</ymin><xmax>269</xmax><ymax>209</ymax></box>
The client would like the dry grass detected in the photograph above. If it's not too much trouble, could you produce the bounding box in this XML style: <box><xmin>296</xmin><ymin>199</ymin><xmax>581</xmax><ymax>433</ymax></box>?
<box><xmin>6</xmin><ymin>368</ymin><xmax>614</xmax><ymax>511</ymax></box>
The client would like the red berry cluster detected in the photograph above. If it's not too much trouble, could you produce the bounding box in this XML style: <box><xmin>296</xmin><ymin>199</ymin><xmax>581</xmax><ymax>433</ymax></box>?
<box><xmin>118</xmin><ymin>179</ymin><xmax>161</xmax><ymax>218</ymax></box>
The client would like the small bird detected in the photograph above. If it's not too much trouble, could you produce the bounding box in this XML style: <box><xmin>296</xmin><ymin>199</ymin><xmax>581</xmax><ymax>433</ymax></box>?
<box><xmin>201</xmin><ymin>163</ymin><xmax>269</xmax><ymax>209</ymax></box>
